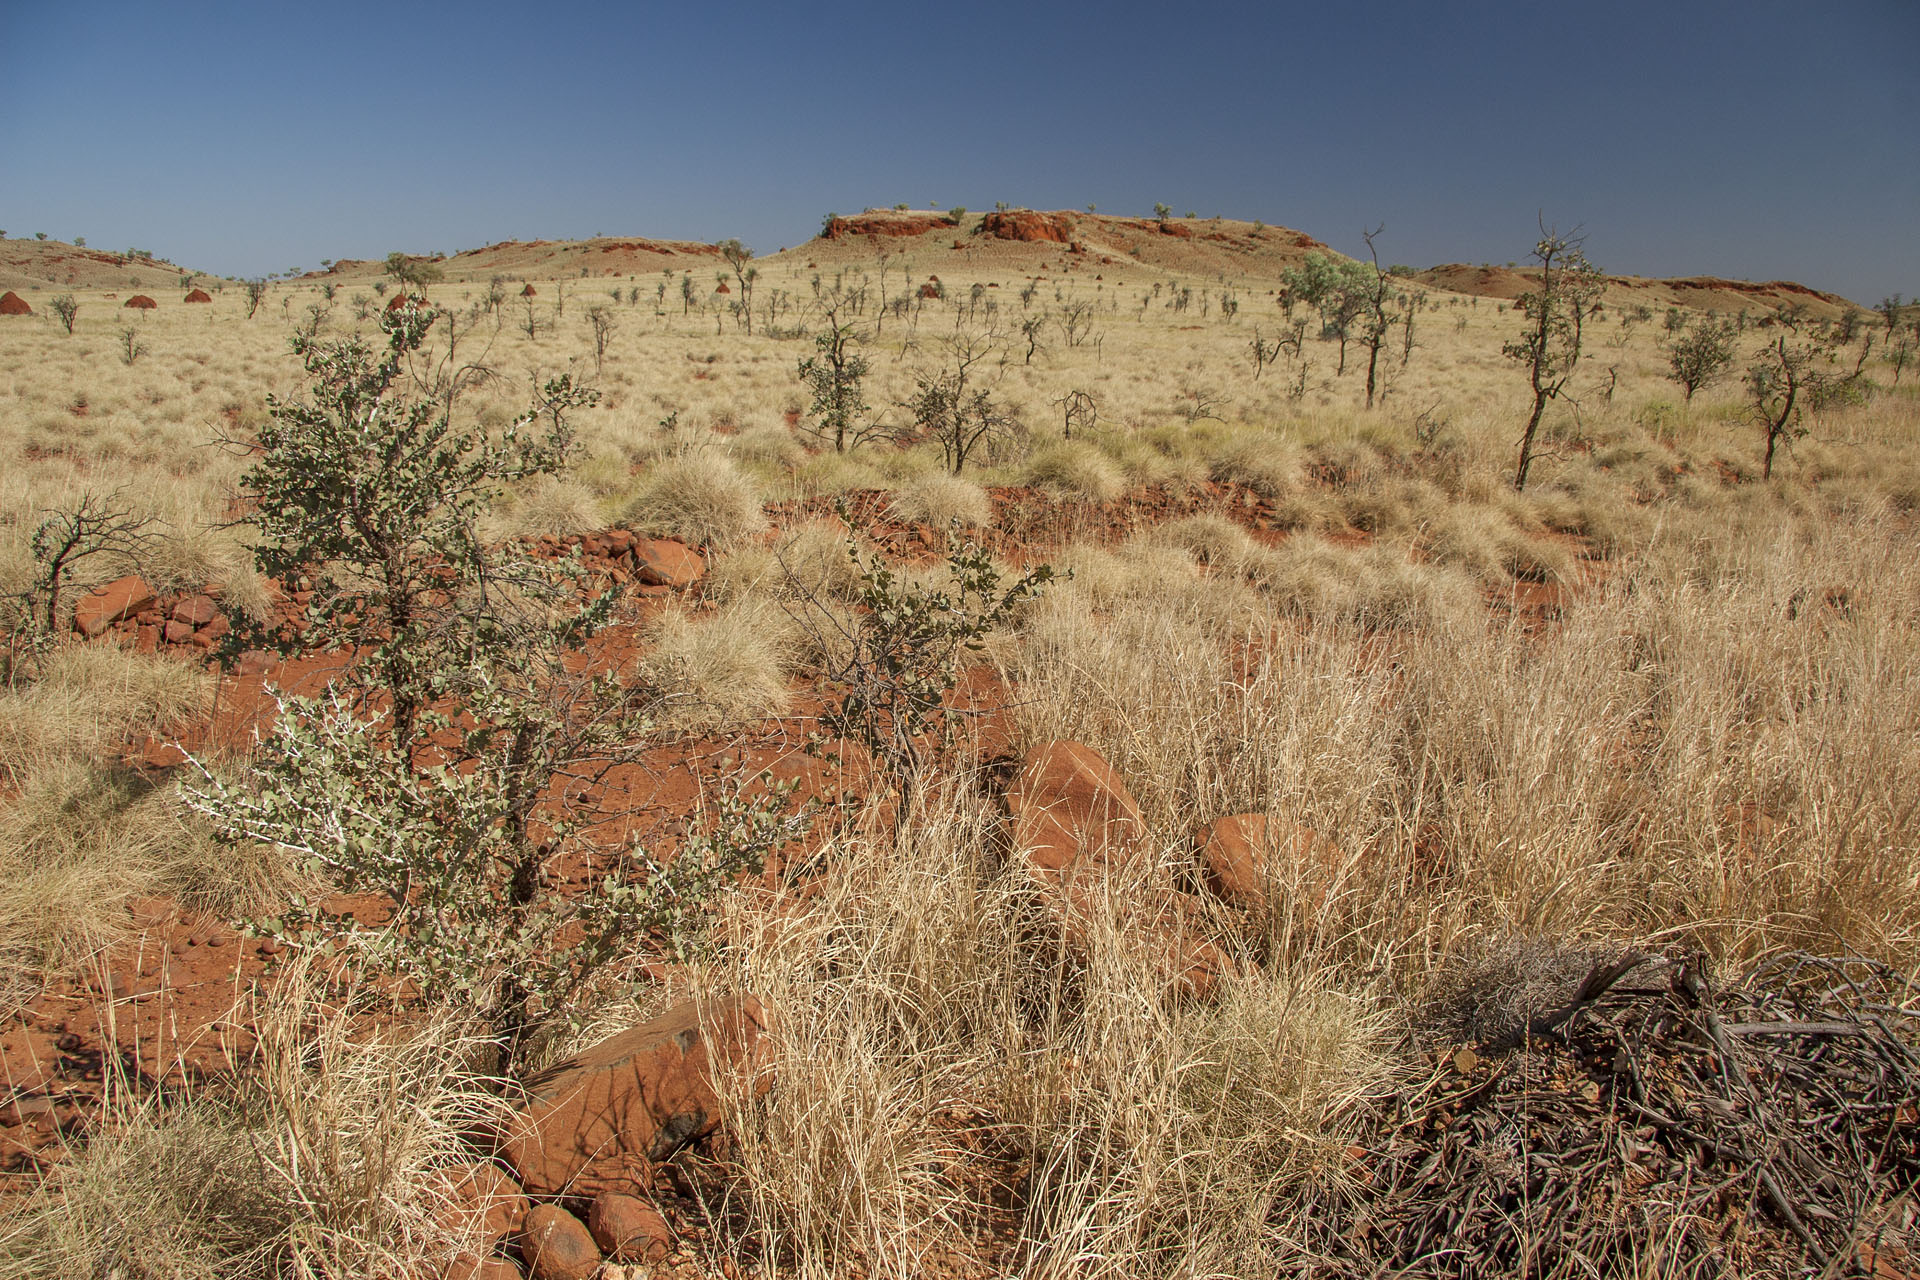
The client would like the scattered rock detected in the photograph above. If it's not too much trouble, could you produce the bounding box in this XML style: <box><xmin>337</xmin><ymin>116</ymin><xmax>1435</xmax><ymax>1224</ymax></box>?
<box><xmin>163</xmin><ymin>618</ymin><xmax>195</xmax><ymax>645</ymax></box>
<box><xmin>183</xmin><ymin>288</ymin><xmax>212</xmax><ymax>303</ymax></box>
<box><xmin>73</xmin><ymin>575</ymin><xmax>157</xmax><ymax>637</ymax></box>
<box><xmin>172</xmin><ymin>594</ymin><xmax>219</xmax><ymax>626</ymax></box>
<box><xmin>0</xmin><ymin>290</ymin><xmax>31</xmax><ymax>316</ymax></box>
<box><xmin>504</xmin><ymin>995</ymin><xmax>770</xmax><ymax>1199</ymax></box>
<box><xmin>630</xmin><ymin>538</ymin><xmax>705</xmax><ymax>588</ymax></box>
<box><xmin>1005</xmin><ymin>740</ymin><xmax>1145</xmax><ymax>875</ymax></box>
<box><xmin>587</xmin><ymin>1192</ymin><xmax>674</xmax><ymax>1263</ymax></box>
<box><xmin>123</xmin><ymin>294</ymin><xmax>157</xmax><ymax>309</ymax></box>
<box><xmin>520</xmin><ymin>1204</ymin><xmax>600</xmax><ymax>1280</ymax></box>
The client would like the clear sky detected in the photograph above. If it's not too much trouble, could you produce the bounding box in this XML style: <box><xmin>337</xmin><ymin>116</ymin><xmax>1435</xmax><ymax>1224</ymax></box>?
<box><xmin>3</xmin><ymin>0</ymin><xmax>1915</xmax><ymax>304</ymax></box>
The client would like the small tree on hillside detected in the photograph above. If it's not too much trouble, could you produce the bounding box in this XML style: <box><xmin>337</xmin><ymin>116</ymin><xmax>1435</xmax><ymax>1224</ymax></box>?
<box><xmin>1664</xmin><ymin>316</ymin><xmax>1738</xmax><ymax>402</ymax></box>
<box><xmin>384</xmin><ymin>251</ymin><xmax>444</xmax><ymax>294</ymax></box>
<box><xmin>1746</xmin><ymin>321</ymin><xmax>1839</xmax><ymax>480</ymax></box>
<box><xmin>1356</xmin><ymin>226</ymin><xmax>1407</xmax><ymax>408</ymax></box>
<box><xmin>1502</xmin><ymin>225</ymin><xmax>1605</xmax><ymax>490</ymax></box>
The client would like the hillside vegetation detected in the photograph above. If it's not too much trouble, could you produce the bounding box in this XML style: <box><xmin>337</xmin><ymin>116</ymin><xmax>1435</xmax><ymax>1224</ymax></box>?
<box><xmin>0</xmin><ymin>212</ymin><xmax>1915</xmax><ymax>1279</ymax></box>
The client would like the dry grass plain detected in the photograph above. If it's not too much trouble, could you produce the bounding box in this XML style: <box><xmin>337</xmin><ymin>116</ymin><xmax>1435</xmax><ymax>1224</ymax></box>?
<box><xmin>0</xmin><ymin>217</ymin><xmax>1917</xmax><ymax>1278</ymax></box>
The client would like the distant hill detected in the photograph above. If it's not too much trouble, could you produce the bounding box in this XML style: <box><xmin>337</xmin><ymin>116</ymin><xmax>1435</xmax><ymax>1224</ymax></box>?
<box><xmin>0</xmin><ymin>239</ymin><xmax>219</xmax><ymax>292</ymax></box>
<box><xmin>1416</xmin><ymin>263</ymin><xmax>1857</xmax><ymax>320</ymax></box>
<box><xmin>792</xmin><ymin>209</ymin><xmax>1335</xmax><ymax>279</ymax></box>
<box><xmin>303</xmin><ymin>237</ymin><xmax>726</xmax><ymax>285</ymax></box>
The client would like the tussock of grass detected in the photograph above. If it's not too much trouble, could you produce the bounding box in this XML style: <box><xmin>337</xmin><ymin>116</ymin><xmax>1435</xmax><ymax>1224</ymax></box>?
<box><xmin>643</xmin><ymin>597</ymin><xmax>796</xmax><ymax>726</ymax></box>
<box><xmin>888</xmin><ymin>473</ymin><xmax>993</xmax><ymax>527</ymax></box>
<box><xmin>1207</xmin><ymin>429</ymin><xmax>1301</xmax><ymax>497</ymax></box>
<box><xmin>490</xmin><ymin>473</ymin><xmax>604</xmax><ymax>539</ymax></box>
<box><xmin>1248</xmin><ymin>535</ymin><xmax>1476</xmax><ymax>629</ymax></box>
<box><xmin>0</xmin><ymin>644</ymin><xmax>212</xmax><ymax>781</ymax></box>
<box><xmin>623</xmin><ymin>450</ymin><xmax>767</xmax><ymax>548</ymax></box>
<box><xmin>1025</xmin><ymin>441</ymin><xmax>1126</xmax><ymax>502</ymax></box>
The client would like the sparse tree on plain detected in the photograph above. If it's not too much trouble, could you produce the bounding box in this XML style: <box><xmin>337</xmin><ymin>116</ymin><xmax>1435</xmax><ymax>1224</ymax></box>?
<box><xmin>1746</xmin><ymin>321</ymin><xmax>1839</xmax><ymax>480</ymax></box>
<box><xmin>1664</xmin><ymin>316</ymin><xmax>1738</xmax><ymax>402</ymax></box>
<box><xmin>586</xmin><ymin>304</ymin><xmax>616</xmax><ymax>376</ymax></box>
<box><xmin>1502</xmin><ymin>225</ymin><xmax>1605</xmax><ymax>490</ymax></box>
<box><xmin>797</xmin><ymin>299</ymin><xmax>874</xmax><ymax>453</ymax></box>
<box><xmin>49</xmin><ymin>294</ymin><xmax>78</xmax><ymax>334</ymax></box>
<box><xmin>906</xmin><ymin>324</ymin><xmax>1020</xmax><ymax>474</ymax></box>
<box><xmin>719</xmin><ymin>239</ymin><xmax>757</xmax><ymax>334</ymax></box>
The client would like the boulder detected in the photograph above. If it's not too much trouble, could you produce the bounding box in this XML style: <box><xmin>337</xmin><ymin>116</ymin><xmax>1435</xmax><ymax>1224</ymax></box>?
<box><xmin>1195</xmin><ymin>813</ymin><xmax>1332</xmax><ymax>912</ymax></box>
<box><xmin>438</xmin><ymin>1161</ymin><xmax>529</xmax><ymax>1253</ymax></box>
<box><xmin>172</xmin><ymin>594</ymin><xmax>218</xmax><ymax>626</ymax></box>
<box><xmin>587</xmin><ymin>1191</ymin><xmax>674</xmax><ymax>1263</ymax></box>
<box><xmin>519</xmin><ymin>1204</ymin><xmax>599</xmax><ymax>1280</ymax></box>
<box><xmin>630</xmin><ymin>538</ymin><xmax>705</xmax><ymax>588</ymax></box>
<box><xmin>444</xmin><ymin>1254</ymin><xmax>525</xmax><ymax>1280</ymax></box>
<box><xmin>504</xmin><ymin>995</ymin><xmax>769</xmax><ymax>1199</ymax></box>
<box><xmin>73</xmin><ymin>575</ymin><xmax>157</xmax><ymax>637</ymax></box>
<box><xmin>1005</xmin><ymin>740</ymin><xmax>1145</xmax><ymax>875</ymax></box>
<box><xmin>0</xmin><ymin>290</ymin><xmax>31</xmax><ymax>316</ymax></box>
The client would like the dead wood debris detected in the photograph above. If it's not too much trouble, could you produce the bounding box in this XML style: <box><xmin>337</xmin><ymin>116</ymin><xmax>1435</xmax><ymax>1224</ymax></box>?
<box><xmin>1290</xmin><ymin>952</ymin><xmax>1920</xmax><ymax>1278</ymax></box>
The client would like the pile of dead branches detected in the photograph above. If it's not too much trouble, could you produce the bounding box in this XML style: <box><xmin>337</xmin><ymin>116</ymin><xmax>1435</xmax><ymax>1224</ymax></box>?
<box><xmin>1289</xmin><ymin>952</ymin><xmax>1920</xmax><ymax>1278</ymax></box>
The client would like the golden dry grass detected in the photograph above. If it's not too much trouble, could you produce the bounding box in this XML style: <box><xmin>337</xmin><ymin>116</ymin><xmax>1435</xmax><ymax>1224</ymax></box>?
<box><xmin>2</xmin><ymin>235</ymin><xmax>1916</xmax><ymax>1275</ymax></box>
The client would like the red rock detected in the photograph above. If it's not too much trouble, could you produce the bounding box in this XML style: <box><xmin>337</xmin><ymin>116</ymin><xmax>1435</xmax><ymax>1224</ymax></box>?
<box><xmin>520</xmin><ymin>1204</ymin><xmax>599</xmax><ymax>1280</ymax></box>
<box><xmin>504</xmin><ymin>995</ymin><xmax>770</xmax><ymax>1199</ymax></box>
<box><xmin>1004</xmin><ymin>741</ymin><xmax>1145</xmax><ymax>876</ymax></box>
<box><xmin>123</xmin><ymin>294</ymin><xmax>157</xmax><ymax>309</ymax></box>
<box><xmin>183</xmin><ymin>288</ymin><xmax>213</xmax><ymax>303</ymax></box>
<box><xmin>977</xmin><ymin>210</ymin><xmax>1075</xmax><ymax>244</ymax></box>
<box><xmin>164</xmin><ymin>619</ymin><xmax>195</xmax><ymax>644</ymax></box>
<box><xmin>200</xmin><ymin>613</ymin><xmax>232</xmax><ymax>642</ymax></box>
<box><xmin>631</xmin><ymin>538</ymin><xmax>705</xmax><ymax>587</ymax></box>
<box><xmin>135</xmin><ymin>623</ymin><xmax>158</xmax><ymax>653</ymax></box>
<box><xmin>73</xmin><ymin>575</ymin><xmax>157</xmax><ymax>637</ymax></box>
<box><xmin>587</xmin><ymin>1192</ymin><xmax>673</xmax><ymax>1263</ymax></box>
<box><xmin>172</xmin><ymin>595</ymin><xmax>218</xmax><ymax>626</ymax></box>
<box><xmin>438</xmin><ymin>1161</ymin><xmax>529</xmax><ymax>1252</ymax></box>
<box><xmin>0</xmin><ymin>291</ymin><xmax>31</xmax><ymax>316</ymax></box>
<box><xmin>444</xmin><ymin>1254</ymin><xmax>524</xmax><ymax>1280</ymax></box>
<box><xmin>602</xmin><ymin>528</ymin><xmax>634</xmax><ymax>553</ymax></box>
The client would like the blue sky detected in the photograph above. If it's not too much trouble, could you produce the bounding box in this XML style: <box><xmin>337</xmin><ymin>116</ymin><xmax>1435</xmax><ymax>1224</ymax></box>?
<box><xmin>3</xmin><ymin>0</ymin><xmax>1914</xmax><ymax>303</ymax></box>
